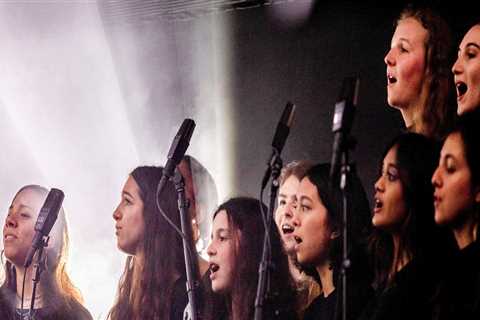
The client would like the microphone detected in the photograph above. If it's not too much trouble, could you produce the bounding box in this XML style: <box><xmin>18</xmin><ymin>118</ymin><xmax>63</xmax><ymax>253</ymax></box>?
<box><xmin>24</xmin><ymin>188</ymin><xmax>64</xmax><ymax>268</ymax></box>
<box><xmin>330</xmin><ymin>76</ymin><xmax>360</xmax><ymax>180</ymax></box>
<box><xmin>261</xmin><ymin>102</ymin><xmax>296</xmax><ymax>189</ymax></box>
<box><xmin>157</xmin><ymin>119</ymin><xmax>196</xmax><ymax>194</ymax></box>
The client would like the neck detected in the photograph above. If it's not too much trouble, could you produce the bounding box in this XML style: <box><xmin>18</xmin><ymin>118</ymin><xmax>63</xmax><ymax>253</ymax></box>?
<box><xmin>453</xmin><ymin>218</ymin><xmax>478</xmax><ymax>250</ymax></box>
<box><xmin>391</xmin><ymin>234</ymin><xmax>411</xmax><ymax>276</ymax></box>
<box><xmin>287</xmin><ymin>256</ymin><xmax>304</xmax><ymax>284</ymax></box>
<box><xmin>400</xmin><ymin>88</ymin><xmax>428</xmax><ymax>135</ymax></box>
<box><xmin>15</xmin><ymin>265</ymin><xmax>43</xmax><ymax>309</ymax></box>
<box><xmin>316</xmin><ymin>261</ymin><xmax>335</xmax><ymax>298</ymax></box>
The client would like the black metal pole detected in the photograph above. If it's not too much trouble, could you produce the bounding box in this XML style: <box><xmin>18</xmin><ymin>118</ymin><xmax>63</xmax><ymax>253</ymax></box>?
<box><xmin>173</xmin><ymin>170</ymin><xmax>198</xmax><ymax>320</ymax></box>
<box><xmin>28</xmin><ymin>238</ymin><xmax>48</xmax><ymax>320</ymax></box>
<box><xmin>254</xmin><ymin>153</ymin><xmax>282</xmax><ymax>320</ymax></box>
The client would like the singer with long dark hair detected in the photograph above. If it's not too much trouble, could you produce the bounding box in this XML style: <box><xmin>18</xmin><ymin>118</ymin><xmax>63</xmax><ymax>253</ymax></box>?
<box><xmin>292</xmin><ymin>163</ymin><xmax>372</xmax><ymax>320</ymax></box>
<box><xmin>206</xmin><ymin>197</ymin><xmax>297</xmax><ymax>320</ymax></box>
<box><xmin>0</xmin><ymin>185</ymin><xmax>92</xmax><ymax>320</ymax></box>
<box><xmin>384</xmin><ymin>6</ymin><xmax>456</xmax><ymax>139</ymax></box>
<box><xmin>109</xmin><ymin>166</ymin><xmax>194</xmax><ymax>320</ymax></box>
<box><xmin>432</xmin><ymin>110</ymin><xmax>480</xmax><ymax>318</ymax></box>
<box><xmin>359</xmin><ymin>133</ymin><xmax>455</xmax><ymax>320</ymax></box>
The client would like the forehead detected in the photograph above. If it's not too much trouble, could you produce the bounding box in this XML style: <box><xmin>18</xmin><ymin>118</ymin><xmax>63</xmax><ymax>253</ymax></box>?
<box><xmin>279</xmin><ymin>175</ymin><xmax>300</xmax><ymax>195</ymax></box>
<box><xmin>383</xmin><ymin>145</ymin><xmax>398</xmax><ymax>164</ymax></box>
<box><xmin>124</xmin><ymin>175</ymin><xmax>142</xmax><ymax>196</ymax></box>
<box><xmin>394</xmin><ymin>17</ymin><xmax>428</xmax><ymax>43</ymax></box>
<box><xmin>460</xmin><ymin>25</ymin><xmax>480</xmax><ymax>47</ymax></box>
<box><xmin>213</xmin><ymin>210</ymin><xmax>229</xmax><ymax>230</ymax></box>
<box><xmin>298</xmin><ymin>177</ymin><xmax>320</xmax><ymax>200</ymax></box>
<box><xmin>12</xmin><ymin>188</ymin><xmax>46</xmax><ymax>211</ymax></box>
<box><xmin>442</xmin><ymin>132</ymin><xmax>466</xmax><ymax>158</ymax></box>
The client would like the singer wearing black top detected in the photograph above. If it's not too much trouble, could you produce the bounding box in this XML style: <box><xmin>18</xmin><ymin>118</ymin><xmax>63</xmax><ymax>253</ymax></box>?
<box><xmin>292</xmin><ymin>163</ymin><xmax>372</xmax><ymax>320</ymax></box>
<box><xmin>109</xmin><ymin>166</ymin><xmax>193</xmax><ymax>320</ymax></box>
<box><xmin>0</xmin><ymin>185</ymin><xmax>93</xmax><ymax>320</ymax></box>
<box><xmin>432</xmin><ymin>111</ymin><xmax>480</xmax><ymax>319</ymax></box>
<box><xmin>206</xmin><ymin>197</ymin><xmax>297</xmax><ymax>320</ymax></box>
<box><xmin>359</xmin><ymin>133</ymin><xmax>455</xmax><ymax>320</ymax></box>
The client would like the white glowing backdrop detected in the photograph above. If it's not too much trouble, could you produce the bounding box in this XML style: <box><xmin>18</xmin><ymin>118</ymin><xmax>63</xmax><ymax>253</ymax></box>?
<box><xmin>0</xmin><ymin>1</ymin><xmax>239</xmax><ymax>319</ymax></box>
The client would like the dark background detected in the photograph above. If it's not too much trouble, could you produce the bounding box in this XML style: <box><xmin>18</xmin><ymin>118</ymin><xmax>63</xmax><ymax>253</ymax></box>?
<box><xmin>99</xmin><ymin>0</ymin><xmax>478</xmax><ymax>202</ymax></box>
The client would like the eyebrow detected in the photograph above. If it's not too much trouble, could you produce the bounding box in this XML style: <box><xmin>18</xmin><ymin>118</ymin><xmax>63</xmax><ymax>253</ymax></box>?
<box><xmin>298</xmin><ymin>195</ymin><xmax>312</xmax><ymax>202</ymax></box>
<box><xmin>122</xmin><ymin>191</ymin><xmax>134</xmax><ymax>198</ymax></box>
<box><xmin>211</xmin><ymin>227</ymin><xmax>230</xmax><ymax>238</ymax></box>
<box><xmin>398</xmin><ymin>37</ymin><xmax>412</xmax><ymax>45</ymax></box>
<box><xmin>465</xmin><ymin>43</ymin><xmax>480</xmax><ymax>50</ymax></box>
<box><xmin>443</xmin><ymin>154</ymin><xmax>455</xmax><ymax>162</ymax></box>
<box><xmin>8</xmin><ymin>204</ymin><xmax>33</xmax><ymax>211</ymax></box>
<box><xmin>386</xmin><ymin>163</ymin><xmax>398</xmax><ymax>170</ymax></box>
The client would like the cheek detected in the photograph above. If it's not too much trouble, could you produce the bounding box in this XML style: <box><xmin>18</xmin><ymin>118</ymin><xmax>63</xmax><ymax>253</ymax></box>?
<box><xmin>400</xmin><ymin>56</ymin><xmax>426</xmax><ymax>86</ymax></box>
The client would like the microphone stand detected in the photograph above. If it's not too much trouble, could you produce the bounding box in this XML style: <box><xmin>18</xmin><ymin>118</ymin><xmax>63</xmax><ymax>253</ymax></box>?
<box><xmin>173</xmin><ymin>170</ymin><xmax>199</xmax><ymax>320</ymax></box>
<box><xmin>254</xmin><ymin>150</ymin><xmax>282</xmax><ymax>320</ymax></box>
<box><xmin>28</xmin><ymin>237</ymin><xmax>49</xmax><ymax>320</ymax></box>
<box><xmin>336</xmin><ymin>136</ymin><xmax>355</xmax><ymax>320</ymax></box>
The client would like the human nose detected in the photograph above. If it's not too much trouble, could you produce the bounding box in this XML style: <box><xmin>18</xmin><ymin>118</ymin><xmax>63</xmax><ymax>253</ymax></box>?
<box><xmin>431</xmin><ymin>166</ymin><xmax>442</xmax><ymax>188</ymax></box>
<box><xmin>112</xmin><ymin>206</ymin><xmax>122</xmax><ymax>221</ymax></box>
<box><xmin>206</xmin><ymin>239</ymin><xmax>216</xmax><ymax>257</ymax></box>
<box><xmin>384</xmin><ymin>48</ymin><xmax>395</xmax><ymax>66</ymax></box>
<box><xmin>452</xmin><ymin>56</ymin><xmax>463</xmax><ymax>76</ymax></box>
<box><xmin>4</xmin><ymin>214</ymin><xmax>17</xmax><ymax>228</ymax></box>
<box><xmin>374</xmin><ymin>175</ymin><xmax>385</xmax><ymax>193</ymax></box>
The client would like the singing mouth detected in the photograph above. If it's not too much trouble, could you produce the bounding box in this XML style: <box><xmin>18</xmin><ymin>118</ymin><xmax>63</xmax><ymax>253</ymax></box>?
<box><xmin>374</xmin><ymin>198</ymin><xmax>383</xmax><ymax>212</ymax></box>
<box><xmin>456</xmin><ymin>81</ymin><xmax>468</xmax><ymax>100</ymax></box>
<box><xmin>282</xmin><ymin>223</ymin><xmax>294</xmax><ymax>234</ymax></box>
<box><xmin>387</xmin><ymin>74</ymin><xmax>397</xmax><ymax>85</ymax></box>
<box><xmin>3</xmin><ymin>234</ymin><xmax>16</xmax><ymax>241</ymax></box>
<box><xmin>210</xmin><ymin>263</ymin><xmax>219</xmax><ymax>274</ymax></box>
<box><xmin>293</xmin><ymin>235</ymin><xmax>302</xmax><ymax>244</ymax></box>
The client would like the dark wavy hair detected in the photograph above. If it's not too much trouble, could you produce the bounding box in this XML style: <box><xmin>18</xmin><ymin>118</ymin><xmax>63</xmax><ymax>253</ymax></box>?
<box><xmin>300</xmin><ymin>164</ymin><xmax>372</xmax><ymax>285</ymax></box>
<box><xmin>108</xmin><ymin>166</ymin><xmax>192</xmax><ymax>320</ymax></box>
<box><xmin>397</xmin><ymin>5</ymin><xmax>456</xmax><ymax>140</ymax></box>
<box><xmin>0</xmin><ymin>185</ymin><xmax>91</xmax><ymax>320</ymax></box>
<box><xmin>448</xmin><ymin>110</ymin><xmax>480</xmax><ymax>235</ymax></box>
<box><xmin>212</xmin><ymin>197</ymin><xmax>297</xmax><ymax>320</ymax></box>
<box><xmin>369</xmin><ymin>133</ymin><xmax>452</xmax><ymax>289</ymax></box>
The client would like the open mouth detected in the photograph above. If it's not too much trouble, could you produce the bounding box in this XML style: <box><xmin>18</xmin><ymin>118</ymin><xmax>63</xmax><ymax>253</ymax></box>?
<box><xmin>387</xmin><ymin>74</ymin><xmax>397</xmax><ymax>84</ymax></box>
<box><xmin>293</xmin><ymin>235</ymin><xmax>302</xmax><ymax>244</ymax></box>
<box><xmin>456</xmin><ymin>81</ymin><xmax>468</xmax><ymax>99</ymax></box>
<box><xmin>374</xmin><ymin>198</ymin><xmax>383</xmax><ymax>211</ymax></box>
<box><xmin>282</xmin><ymin>224</ymin><xmax>294</xmax><ymax>234</ymax></box>
<box><xmin>210</xmin><ymin>263</ymin><xmax>219</xmax><ymax>274</ymax></box>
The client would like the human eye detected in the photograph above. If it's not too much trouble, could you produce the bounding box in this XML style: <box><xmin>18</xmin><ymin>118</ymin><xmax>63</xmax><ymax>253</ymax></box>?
<box><xmin>445</xmin><ymin>158</ymin><xmax>456</xmax><ymax>173</ymax></box>
<box><xmin>386</xmin><ymin>168</ymin><xmax>399</xmax><ymax>182</ymax></box>
<box><xmin>300</xmin><ymin>202</ymin><xmax>311</xmax><ymax>212</ymax></box>
<box><xmin>123</xmin><ymin>197</ymin><xmax>133</xmax><ymax>205</ymax></box>
<box><xmin>20</xmin><ymin>212</ymin><xmax>31</xmax><ymax>218</ymax></box>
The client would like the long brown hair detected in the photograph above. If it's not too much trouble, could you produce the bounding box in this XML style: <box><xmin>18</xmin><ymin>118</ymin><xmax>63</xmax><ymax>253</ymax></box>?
<box><xmin>397</xmin><ymin>6</ymin><xmax>457</xmax><ymax>140</ymax></box>
<box><xmin>1</xmin><ymin>184</ymin><xmax>89</xmax><ymax>319</ymax></box>
<box><xmin>212</xmin><ymin>197</ymin><xmax>297</xmax><ymax>320</ymax></box>
<box><xmin>108</xmin><ymin>166</ymin><xmax>191</xmax><ymax>320</ymax></box>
